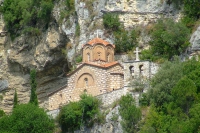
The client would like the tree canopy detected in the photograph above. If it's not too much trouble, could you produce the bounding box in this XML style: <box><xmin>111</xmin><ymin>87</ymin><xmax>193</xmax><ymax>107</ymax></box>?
<box><xmin>140</xmin><ymin>58</ymin><xmax>200</xmax><ymax>133</ymax></box>
<box><xmin>0</xmin><ymin>104</ymin><xmax>55</xmax><ymax>133</ymax></box>
<box><xmin>2</xmin><ymin>0</ymin><xmax>54</xmax><ymax>36</ymax></box>
<box><xmin>148</xmin><ymin>19</ymin><xmax>190</xmax><ymax>60</ymax></box>
<box><xmin>58</xmin><ymin>93</ymin><xmax>102</xmax><ymax>132</ymax></box>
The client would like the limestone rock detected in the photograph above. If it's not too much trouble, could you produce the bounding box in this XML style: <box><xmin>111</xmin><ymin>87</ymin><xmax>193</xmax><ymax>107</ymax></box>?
<box><xmin>190</xmin><ymin>26</ymin><xmax>200</xmax><ymax>50</ymax></box>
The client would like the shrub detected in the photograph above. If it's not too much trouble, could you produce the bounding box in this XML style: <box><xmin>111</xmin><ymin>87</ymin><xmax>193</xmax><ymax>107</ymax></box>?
<box><xmin>58</xmin><ymin>94</ymin><xmax>102</xmax><ymax>132</ymax></box>
<box><xmin>103</xmin><ymin>13</ymin><xmax>120</xmax><ymax>32</ymax></box>
<box><xmin>0</xmin><ymin>109</ymin><xmax>5</xmax><ymax>118</ymax></box>
<box><xmin>119</xmin><ymin>94</ymin><xmax>141</xmax><ymax>133</ymax></box>
<box><xmin>75</xmin><ymin>55</ymin><xmax>82</xmax><ymax>63</ymax></box>
<box><xmin>0</xmin><ymin>104</ymin><xmax>55</xmax><ymax>133</ymax></box>
<box><xmin>114</xmin><ymin>29</ymin><xmax>138</xmax><ymax>53</ymax></box>
<box><xmin>103</xmin><ymin>13</ymin><xmax>138</xmax><ymax>53</ymax></box>
<box><xmin>148</xmin><ymin>19</ymin><xmax>190</xmax><ymax>60</ymax></box>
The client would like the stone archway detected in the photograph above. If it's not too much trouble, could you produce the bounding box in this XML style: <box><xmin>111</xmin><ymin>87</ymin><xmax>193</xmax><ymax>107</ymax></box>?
<box><xmin>76</xmin><ymin>73</ymin><xmax>95</xmax><ymax>88</ymax></box>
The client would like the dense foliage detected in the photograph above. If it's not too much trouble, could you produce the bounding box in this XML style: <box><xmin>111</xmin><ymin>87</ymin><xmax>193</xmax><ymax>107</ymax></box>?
<box><xmin>0</xmin><ymin>109</ymin><xmax>5</xmax><ymax>118</ymax></box>
<box><xmin>0</xmin><ymin>104</ymin><xmax>55</xmax><ymax>133</ymax></box>
<box><xmin>141</xmin><ymin>19</ymin><xmax>190</xmax><ymax>61</ymax></box>
<box><xmin>58</xmin><ymin>94</ymin><xmax>102</xmax><ymax>132</ymax></box>
<box><xmin>119</xmin><ymin>94</ymin><xmax>141</xmax><ymax>133</ymax></box>
<box><xmin>114</xmin><ymin>29</ymin><xmax>138</xmax><ymax>53</ymax></box>
<box><xmin>140</xmin><ymin>58</ymin><xmax>200</xmax><ymax>133</ymax></box>
<box><xmin>2</xmin><ymin>0</ymin><xmax>54</xmax><ymax>36</ymax></box>
<box><xmin>171</xmin><ymin>0</ymin><xmax>200</xmax><ymax>20</ymax></box>
<box><xmin>29</xmin><ymin>69</ymin><xmax>38</xmax><ymax>106</ymax></box>
<box><xmin>103</xmin><ymin>13</ymin><xmax>138</xmax><ymax>53</ymax></box>
<box><xmin>103</xmin><ymin>13</ymin><xmax>121</xmax><ymax>32</ymax></box>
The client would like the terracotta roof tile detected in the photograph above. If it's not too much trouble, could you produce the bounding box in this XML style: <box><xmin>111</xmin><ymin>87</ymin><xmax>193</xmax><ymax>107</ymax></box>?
<box><xmin>85</xmin><ymin>61</ymin><xmax>119</xmax><ymax>68</ymax></box>
<box><xmin>85</xmin><ymin>38</ymin><xmax>115</xmax><ymax>47</ymax></box>
<box><xmin>66</xmin><ymin>61</ymin><xmax>121</xmax><ymax>76</ymax></box>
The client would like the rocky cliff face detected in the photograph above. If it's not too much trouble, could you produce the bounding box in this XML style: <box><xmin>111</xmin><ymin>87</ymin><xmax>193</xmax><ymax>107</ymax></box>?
<box><xmin>0</xmin><ymin>0</ymin><xmax>182</xmax><ymax>112</ymax></box>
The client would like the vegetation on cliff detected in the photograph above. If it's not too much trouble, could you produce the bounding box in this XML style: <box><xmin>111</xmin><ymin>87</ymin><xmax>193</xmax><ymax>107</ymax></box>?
<box><xmin>0</xmin><ymin>104</ymin><xmax>55</xmax><ymax>133</ymax></box>
<box><xmin>1</xmin><ymin>0</ymin><xmax>54</xmax><ymax>37</ymax></box>
<box><xmin>139</xmin><ymin>58</ymin><xmax>200</xmax><ymax>133</ymax></box>
<box><xmin>140</xmin><ymin>19</ymin><xmax>190</xmax><ymax>62</ymax></box>
<box><xmin>119</xmin><ymin>94</ymin><xmax>141</xmax><ymax>133</ymax></box>
<box><xmin>103</xmin><ymin>13</ymin><xmax>138</xmax><ymax>53</ymax></box>
<box><xmin>58</xmin><ymin>93</ymin><xmax>103</xmax><ymax>132</ymax></box>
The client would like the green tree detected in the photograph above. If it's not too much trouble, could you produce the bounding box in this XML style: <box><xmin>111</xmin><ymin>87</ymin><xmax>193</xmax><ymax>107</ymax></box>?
<box><xmin>114</xmin><ymin>29</ymin><xmax>138</xmax><ymax>53</ymax></box>
<box><xmin>0</xmin><ymin>104</ymin><xmax>55</xmax><ymax>133</ymax></box>
<box><xmin>172</xmin><ymin>76</ymin><xmax>197</xmax><ymax>114</ymax></box>
<box><xmin>29</xmin><ymin>69</ymin><xmax>38</xmax><ymax>106</ymax></box>
<box><xmin>13</xmin><ymin>89</ymin><xmax>18</xmax><ymax>108</ymax></box>
<box><xmin>189</xmin><ymin>104</ymin><xmax>200</xmax><ymax>133</ymax></box>
<box><xmin>2</xmin><ymin>0</ymin><xmax>54</xmax><ymax>36</ymax></box>
<box><xmin>119</xmin><ymin>94</ymin><xmax>141</xmax><ymax>133</ymax></box>
<box><xmin>148</xmin><ymin>19</ymin><xmax>190</xmax><ymax>60</ymax></box>
<box><xmin>147</xmin><ymin>58</ymin><xmax>183</xmax><ymax>109</ymax></box>
<box><xmin>58</xmin><ymin>94</ymin><xmax>102</xmax><ymax>132</ymax></box>
<box><xmin>58</xmin><ymin>102</ymin><xmax>82</xmax><ymax>132</ymax></box>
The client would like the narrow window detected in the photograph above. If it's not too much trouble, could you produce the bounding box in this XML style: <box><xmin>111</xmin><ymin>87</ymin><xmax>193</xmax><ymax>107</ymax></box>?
<box><xmin>84</xmin><ymin>78</ymin><xmax>88</xmax><ymax>87</ymax></box>
<box><xmin>129</xmin><ymin>66</ymin><xmax>134</xmax><ymax>74</ymax></box>
<box><xmin>97</xmin><ymin>52</ymin><xmax>101</xmax><ymax>60</ymax></box>
<box><xmin>87</xmin><ymin>53</ymin><xmax>90</xmax><ymax>62</ymax></box>
<box><xmin>107</xmin><ymin>53</ymin><xmax>110</xmax><ymax>62</ymax></box>
<box><xmin>139</xmin><ymin>65</ymin><xmax>143</xmax><ymax>74</ymax></box>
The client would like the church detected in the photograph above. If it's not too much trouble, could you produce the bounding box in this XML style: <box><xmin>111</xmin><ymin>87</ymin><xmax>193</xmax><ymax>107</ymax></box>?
<box><xmin>48</xmin><ymin>38</ymin><xmax>124</xmax><ymax>111</ymax></box>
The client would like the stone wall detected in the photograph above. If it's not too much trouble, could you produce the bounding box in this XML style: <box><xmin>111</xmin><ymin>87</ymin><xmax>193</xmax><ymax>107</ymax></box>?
<box><xmin>96</xmin><ymin>87</ymin><xmax>128</xmax><ymax>107</ymax></box>
<box><xmin>123</xmin><ymin>60</ymin><xmax>159</xmax><ymax>87</ymax></box>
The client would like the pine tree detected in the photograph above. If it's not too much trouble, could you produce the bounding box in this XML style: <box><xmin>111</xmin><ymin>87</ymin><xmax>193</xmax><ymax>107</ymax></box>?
<box><xmin>13</xmin><ymin>89</ymin><xmax>18</xmax><ymax>108</ymax></box>
<box><xmin>29</xmin><ymin>69</ymin><xmax>38</xmax><ymax>106</ymax></box>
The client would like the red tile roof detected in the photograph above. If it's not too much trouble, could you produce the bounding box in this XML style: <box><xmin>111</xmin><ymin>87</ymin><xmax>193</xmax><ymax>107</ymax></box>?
<box><xmin>85</xmin><ymin>38</ymin><xmax>115</xmax><ymax>47</ymax></box>
<box><xmin>85</xmin><ymin>61</ymin><xmax>119</xmax><ymax>68</ymax></box>
<box><xmin>67</xmin><ymin>61</ymin><xmax>121</xmax><ymax>76</ymax></box>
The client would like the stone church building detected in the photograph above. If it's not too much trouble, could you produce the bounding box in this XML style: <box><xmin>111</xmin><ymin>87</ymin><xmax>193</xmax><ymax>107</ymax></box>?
<box><xmin>48</xmin><ymin>38</ymin><xmax>124</xmax><ymax>110</ymax></box>
<box><xmin>47</xmin><ymin>37</ymin><xmax>158</xmax><ymax>111</ymax></box>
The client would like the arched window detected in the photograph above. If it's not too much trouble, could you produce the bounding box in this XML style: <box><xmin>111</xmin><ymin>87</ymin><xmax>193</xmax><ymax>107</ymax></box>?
<box><xmin>84</xmin><ymin>78</ymin><xmax>88</xmax><ymax>87</ymax></box>
<box><xmin>107</xmin><ymin>53</ymin><xmax>110</xmax><ymax>62</ymax></box>
<box><xmin>139</xmin><ymin>65</ymin><xmax>143</xmax><ymax>74</ymax></box>
<box><xmin>87</xmin><ymin>53</ymin><xmax>90</xmax><ymax>62</ymax></box>
<box><xmin>129</xmin><ymin>66</ymin><xmax>134</xmax><ymax>74</ymax></box>
<box><xmin>97</xmin><ymin>52</ymin><xmax>101</xmax><ymax>60</ymax></box>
